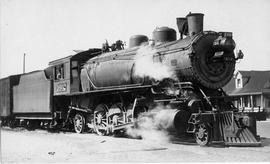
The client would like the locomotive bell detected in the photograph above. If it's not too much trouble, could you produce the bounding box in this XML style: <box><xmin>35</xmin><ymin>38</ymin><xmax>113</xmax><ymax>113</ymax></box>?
<box><xmin>186</xmin><ymin>13</ymin><xmax>204</xmax><ymax>36</ymax></box>
<box><xmin>129</xmin><ymin>35</ymin><xmax>149</xmax><ymax>48</ymax></box>
<box><xmin>152</xmin><ymin>26</ymin><xmax>177</xmax><ymax>43</ymax></box>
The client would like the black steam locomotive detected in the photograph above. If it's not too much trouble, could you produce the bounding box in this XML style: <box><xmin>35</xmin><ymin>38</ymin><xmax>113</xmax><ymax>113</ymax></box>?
<box><xmin>0</xmin><ymin>13</ymin><xmax>265</xmax><ymax>146</ymax></box>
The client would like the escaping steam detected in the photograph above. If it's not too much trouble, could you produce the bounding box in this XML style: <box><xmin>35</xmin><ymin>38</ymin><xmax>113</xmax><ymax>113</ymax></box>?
<box><xmin>134</xmin><ymin>45</ymin><xmax>176</xmax><ymax>81</ymax></box>
<box><xmin>128</xmin><ymin>45</ymin><xmax>181</xmax><ymax>143</ymax></box>
<box><xmin>126</xmin><ymin>105</ymin><xmax>178</xmax><ymax>143</ymax></box>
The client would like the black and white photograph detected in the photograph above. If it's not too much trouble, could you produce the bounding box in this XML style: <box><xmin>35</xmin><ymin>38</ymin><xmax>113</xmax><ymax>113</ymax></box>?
<box><xmin>1</xmin><ymin>0</ymin><xmax>270</xmax><ymax>163</ymax></box>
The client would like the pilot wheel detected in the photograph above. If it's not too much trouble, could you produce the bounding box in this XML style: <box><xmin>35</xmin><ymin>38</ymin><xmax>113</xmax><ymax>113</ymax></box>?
<box><xmin>195</xmin><ymin>123</ymin><xmax>211</xmax><ymax>146</ymax></box>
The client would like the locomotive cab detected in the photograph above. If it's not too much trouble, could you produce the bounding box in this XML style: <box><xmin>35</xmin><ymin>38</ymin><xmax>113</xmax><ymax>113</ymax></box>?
<box><xmin>49</xmin><ymin>48</ymin><xmax>101</xmax><ymax>96</ymax></box>
<box><xmin>49</xmin><ymin>55</ymin><xmax>73</xmax><ymax>96</ymax></box>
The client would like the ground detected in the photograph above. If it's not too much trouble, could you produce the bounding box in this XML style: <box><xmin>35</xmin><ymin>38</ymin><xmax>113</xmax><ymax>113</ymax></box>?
<box><xmin>1</xmin><ymin>120</ymin><xmax>270</xmax><ymax>163</ymax></box>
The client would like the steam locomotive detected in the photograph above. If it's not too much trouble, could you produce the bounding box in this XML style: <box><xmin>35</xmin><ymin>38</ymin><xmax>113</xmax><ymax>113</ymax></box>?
<box><xmin>0</xmin><ymin>13</ymin><xmax>266</xmax><ymax>146</ymax></box>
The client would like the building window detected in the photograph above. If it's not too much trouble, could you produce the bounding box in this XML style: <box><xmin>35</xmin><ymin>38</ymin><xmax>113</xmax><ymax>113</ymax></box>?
<box><xmin>252</xmin><ymin>95</ymin><xmax>256</xmax><ymax>107</ymax></box>
<box><xmin>236</xmin><ymin>78</ymin><xmax>242</xmax><ymax>88</ymax></box>
<box><xmin>243</xmin><ymin>96</ymin><xmax>249</xmax><ymax>107</ymax></box>
<box><xmin>265</xmin><ymin>95</ymin><xmax>270</xmax><ymax>108</ymax></box>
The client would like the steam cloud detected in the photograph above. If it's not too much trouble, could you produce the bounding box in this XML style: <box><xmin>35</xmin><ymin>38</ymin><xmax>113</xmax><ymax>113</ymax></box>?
<box><xmin>127</xmin><ymin>45</ymin><xmax>181</xmax><ymax>143</ymax></box>
<box><xmin>134</xmin><ymin>45</ymin><xmax>176</xmax><ymax>81</ymax></box>
<box><xmin>126</xmin><ymin>106</ymin><xmax>178</xmax><ymax>143</ymax></box>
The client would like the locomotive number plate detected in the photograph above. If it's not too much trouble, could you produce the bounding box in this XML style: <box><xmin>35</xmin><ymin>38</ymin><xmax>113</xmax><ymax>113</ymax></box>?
<box><xmin>56</xmin><ymin>82</ymin><xmax>67</xmax><ymax>93</ymax></box>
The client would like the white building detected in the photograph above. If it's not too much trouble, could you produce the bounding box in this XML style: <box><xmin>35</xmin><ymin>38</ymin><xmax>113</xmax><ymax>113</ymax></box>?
<box><xmin>223</xmin><ymin>70</ymin><xmax>270</xmax><ymax>117</ymax></box>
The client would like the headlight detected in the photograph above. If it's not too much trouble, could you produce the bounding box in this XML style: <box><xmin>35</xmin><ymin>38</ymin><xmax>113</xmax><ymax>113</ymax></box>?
<box><xmin>218</xmin><ymin>32</ymin><xmax>233</xmax><ymax>38</ymax></box>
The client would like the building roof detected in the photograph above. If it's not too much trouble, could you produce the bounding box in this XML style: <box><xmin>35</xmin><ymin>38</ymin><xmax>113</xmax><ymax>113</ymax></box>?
<box><xmin>223</xmin><ymin>70</ymin><xmax>270</xmax><ymax>96</ymax></box>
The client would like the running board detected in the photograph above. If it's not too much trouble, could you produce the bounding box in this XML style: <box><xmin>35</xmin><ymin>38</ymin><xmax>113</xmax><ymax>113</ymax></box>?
<box><xmin>15</xmin><ymin>116</ymin><xmax>53</xmax><ymax>120</ymax></box>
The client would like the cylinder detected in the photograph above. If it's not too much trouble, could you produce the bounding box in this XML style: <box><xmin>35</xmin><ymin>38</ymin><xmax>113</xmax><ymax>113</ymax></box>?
<box><xmin>129</xmin><ymin>35</ymin><xmax>149</xmax><ymax>48</ymax></box>
<box><xmin>186</xmin><ymin>13</ymin><xmax>204</xmax><ymax>36</ymax></box>
<box><xmin>173</xmin><ymin>110</ymin><xmax>191</xmax><ymax>135</ymax></box>
<box><xmin>152</xmin><ymin>27</ymin><xmax>177</xmax><ymax>43</ymax></box>
<box><xmin>136</xmin><ymin>109</ymin><xmax>191</xmax><ymax>136</ymax></box>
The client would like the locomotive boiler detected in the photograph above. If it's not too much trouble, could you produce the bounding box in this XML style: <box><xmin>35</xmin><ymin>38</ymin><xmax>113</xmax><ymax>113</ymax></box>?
<box><xmin>81</xmin><ymin>13</ymin><xmax>236</xmax><ymax>90</ymax></box>
<box><xmin>0</xmin><ymin>12</ymin><xmax>265</xmax><ymax>146</ymax></box>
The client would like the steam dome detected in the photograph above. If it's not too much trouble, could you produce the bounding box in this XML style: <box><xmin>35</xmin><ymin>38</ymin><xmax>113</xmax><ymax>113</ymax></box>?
<box><xmin>152</xmin><ymin>27</ymin><xmax>176</xmax><ymax>43</ymax></box>
<box><xmin>129</xmin><ymin>35</ymin><xmax>149</xmax><ymax>48</ymax></box>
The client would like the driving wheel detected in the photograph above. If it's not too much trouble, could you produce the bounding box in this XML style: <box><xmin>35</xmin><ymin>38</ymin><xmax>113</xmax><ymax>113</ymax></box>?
<box><xmin>94</xmin><ymin>104</ymin><xmax>108</xmax><ymax>136</ymax></box>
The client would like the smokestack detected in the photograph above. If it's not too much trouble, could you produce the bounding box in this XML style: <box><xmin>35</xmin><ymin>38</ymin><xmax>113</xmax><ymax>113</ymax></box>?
<box><xmin>186</xmin><ymin>12</ymin><xmax>204</xmax><ymax>36</ymax></box>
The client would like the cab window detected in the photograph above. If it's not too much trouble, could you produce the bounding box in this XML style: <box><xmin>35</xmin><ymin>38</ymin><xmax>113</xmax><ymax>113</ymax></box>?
<box><xmin>55</xmin><ymin>64</ymin><xmax>64</xmax><ymax>80</ymax></box>
<box><xmin>71</xmin><ymin>61</ymin><xmax>78</xmax><ymax>78</ymax></box>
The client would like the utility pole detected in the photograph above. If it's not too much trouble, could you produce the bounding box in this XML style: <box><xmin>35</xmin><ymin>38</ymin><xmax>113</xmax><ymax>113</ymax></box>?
<box><xmin>23</xmin><ymin>53</ymin><xmax>26</xmax><ymax>73</ymax></box>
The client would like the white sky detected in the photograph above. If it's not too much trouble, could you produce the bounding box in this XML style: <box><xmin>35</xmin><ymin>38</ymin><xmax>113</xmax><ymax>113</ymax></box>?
<box><xmin>1</xmin><ymin>0</ymin><xmax>270</xmax><ymax>78</ymax></box>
